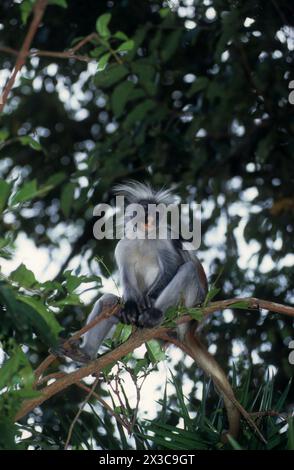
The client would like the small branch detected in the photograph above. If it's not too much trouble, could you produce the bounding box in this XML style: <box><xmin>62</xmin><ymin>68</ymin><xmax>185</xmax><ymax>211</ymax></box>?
<box><xmin>64</xmin><ymin>377</ymin><xmax>99</xmax><ymax>449</ymax></box>
<box><xmin>250</xmin><ymin>410</ymin><xmax>288</xmax><ymax>420</ymax></box>
<box><xmin>75</xmin><ymin>381</ymin><xmax>131</xmax><ymax>432</ymax></box>
<box><xmin>0</xmin><ymin>45</ymin><xmax>92</xmax><ymax>63</ymax></box>
<box><xmin>0</xmin><ymin>46</ymin><xmax>18</xmax><ymax>56</ymax></box>
<box><xmin>0</xmin><ymin>29</ymin><xmax>123</xmax><ymax>85</ymax></box>
<box><xmin>33</xmin><ymin>354</ymin><xmax>56</xmax><ymax>385</ymax></box>
<box><xmin>37</xmin><ymin>371</ymin><xmax>67</xmax><ymax>387</ymax></box>
<box><xmin>0</xmin><ymin>0</ymin><xmax>48</xmax><ymax>113</ymax></box>
<box><xmin>30</xmin><ymin>49</ymin><xmax>92</xmax><ymax>62</ymax></box>
<box><xmin>200</xmin><ymin>297</ymin><xmax>294</xmax><ymax>319</ymax></box>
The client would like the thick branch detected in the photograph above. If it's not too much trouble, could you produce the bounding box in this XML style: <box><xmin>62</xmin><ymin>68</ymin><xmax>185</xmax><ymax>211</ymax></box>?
<box><xmin>15</xmin><ymin>296</ymin><xmax>293</xmax><ymax>421</ymax></box>
<box><xmin>0</xmin><ymin>0</ymin><xmax>48</xmax><ymax>113</ymax></box>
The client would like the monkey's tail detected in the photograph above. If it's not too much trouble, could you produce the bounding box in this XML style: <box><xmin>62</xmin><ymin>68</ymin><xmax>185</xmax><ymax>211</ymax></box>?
<box><xmin>183</xmin><ymin>322</ymin><xmax>267</xmax><ymax>444</ymax></box>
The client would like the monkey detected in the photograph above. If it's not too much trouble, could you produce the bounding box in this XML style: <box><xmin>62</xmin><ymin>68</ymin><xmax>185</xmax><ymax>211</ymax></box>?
<box><xmin>78</xmin><ymin>181</ymin><xmax>208</xmax><ymax>360</ymax></box>
<box><xmin>53</xmin><ymin>181</ymin><xmax>268</xmax><ymax>442</ymax></box>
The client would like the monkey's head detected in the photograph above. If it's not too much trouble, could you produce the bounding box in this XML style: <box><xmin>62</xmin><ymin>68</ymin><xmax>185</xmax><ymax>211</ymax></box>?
<box><xmin>113</xmin><ymin>181</ymin><xmax>177</xmax><ymax>239</ymax></box>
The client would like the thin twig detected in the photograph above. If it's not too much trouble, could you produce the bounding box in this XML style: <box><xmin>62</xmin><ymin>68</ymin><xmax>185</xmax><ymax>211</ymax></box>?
<box><xmin>37</xmin><ymin>371</ymin><xmax>67</xmax><ymax>387</ymax></box>
<box><xmin>0</xmin><ymin>0</ymin><xmax>48</xmax><ymax>113</ymax></box>
<box><xmin>75</xmin><ymin>381</ymin><xmax>131</xmax><ymax>432</ymax></box>
<box><xmin>64</xmin><ymin>377</ymin><xmax>99</xmax><ymax>450</ymax></box>
<box><xmin>249</xmin><ymin>410</ymin><xmax>289</xmax><ymax>420</ymax></box>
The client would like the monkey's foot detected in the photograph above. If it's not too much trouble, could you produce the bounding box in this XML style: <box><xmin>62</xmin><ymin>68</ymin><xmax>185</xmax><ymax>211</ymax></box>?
<box><xmin>137</xmin><ymin>307</ymin><xmax>163</xmax><ymax>328</ymax></box>
<box><xmin>49</xmin><ymin>339</ymin><xmax>91</xmax><ymax>364</ymax></box>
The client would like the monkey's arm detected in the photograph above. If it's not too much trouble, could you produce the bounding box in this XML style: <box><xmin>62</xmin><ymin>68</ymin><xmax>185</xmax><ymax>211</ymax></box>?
<box><xmin>115</xmin><ymin>240</ymin><xmax>145</xmax><ymax>324</ymax></box>
<box><xmin>146</xmin><ymin>248</ymin><xmax>180</xmax><ymax>301</ymax></box>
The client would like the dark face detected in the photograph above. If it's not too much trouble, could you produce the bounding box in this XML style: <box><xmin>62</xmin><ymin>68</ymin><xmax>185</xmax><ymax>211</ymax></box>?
<box><xmin>139</xmin><ymin>199</ymin><xmax>159</xmax><ymax>231</ymax></box>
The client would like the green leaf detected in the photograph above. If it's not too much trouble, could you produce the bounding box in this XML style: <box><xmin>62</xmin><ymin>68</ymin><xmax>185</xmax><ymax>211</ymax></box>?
<box><xmin>19</xmin><ymin>135</ymin><xmax>42</xmax><ymax>151</ymax></box>
<box><xmin>0</xmin><ymin>238</ymin><xmax>10</xmax><ymax>250</ymax></box>
<box><xmin>49</xmin><ymin>0</ymin><xmax>68</xmax><ymax>7</ymax></box>
<box><xmin>90</xmin><ymin>46</ymin><xmax>107</xmax><ymax>58</ymax></box>
<box><xmin>161</xmin><ymin>30</ymin><xmax>182</xmax><ymax>62</ymax></box>
<box><xmin>10</xmin><ymin>263</ymin><xmax>37</xmax><ymax>289</ymax></box>
<box><xmin>204</xmin><ymin>286</ymin><xmax>220</xmax><ymax>304</ymax></box>
<box><xmin>63</xmin><ymin>271</ymin><xmax>101</xmax><ymax>292</ymax></box>
<box><xmin>123</xmin><ymin>99</ymin><xmax>156</xmax><ymax>128</ymax></box>
<box><xmin>97</xmin><ymin>52</ymin><xmax>111</xmax><ymax>72</ymax></box>
<box><xmin>0</xmin><ymin>180</ymin><xmax>11</xmax><ymax>214</ymax></box>
<box><xmin>114</xmin><ymin>31</ymin><xmax>128</xmax><ymax>41</ymax></box>
<box><xmin>111</xmin><ymin>81</ymin><xmax>134</xmax><ymax>117</ymax></box>
<box><xmin>229</xmin><ymin>301</ymin><xmax>250</xmax><ymax>309</ymax></box>
<box><xmin>94</xmin><ymin>64</ymin><xmax>128</xmax><ymax>88</ymax></box>
<box><xmin>45</xmin><ymin>171</ymin><xmax>66</xmax><ymax>187</ymax></box>
<box><xmin>0</xmin><ymin>129</ymin><xmax>9</xmax><ymax>142</ymax></box>
<box><xmin>256</xmin><ymin>133</ymin><xmax>274</xmax><ymax>163</ymax></box>
<box><xmin>184</xmin><ymin>306</ymin><xmax>204</xmax><ymax>321</ymax></box>
<box><xmin>60</xmin><ymin>182</ymin><xmax>75</xmax><ymax>217</ymax></box>
<box><xmin>186</xmin><ymin>77</ymin><xmax>209</xmax><ymax>98</ymax></box>
<box><xmin>96</xmin><ymin>13</ymin><xmax>111</xmax><ymax>38</ymax></box>
<box><xmin>0</xmin><ymin>285</ymin><xmax>57</xmax><ymax>345</ymax></box>
<box><xmin>134</xmin><ymin>358</ymin><xmax>149</xmax><ymax>375</ymax></box>
<box><xmin>20</xmin><ymin>0</ymin><xmax>34</xmax><ymax>25</ymax></box>
<box><xmin>131</xmin><ymin>62</ymin><xmax>157</xmax><ymax>95</ymax></box>
<box><xmin>11</xmin><ymin>180</ymin><xmax>37</xmax><ymax>204</ymax></box>
<box><xmin>287</xmin><ymin>417</ymin><xmax>294</xmax><ymax>450</ymax></box>
<box><xmin>227</xmin><ymin>434</ymin><xmax>243</xmax><ymax>450</ymax></box>
<box><xmin>215</xmin><ymin>9</ymin><xmax>240</xmax><ymax>59</ymax></box>
<box><xmin>159</xmin><ymin>8</ymin><xmax>170</xmax><ymax>18</ymax></box>
<box><xmin>54</xmin><ymin>293</ymin><xmax>82</xmax><ymax>306</ymax></box>
<box><xmin>17</xmin><ymin>294</ymin><xmax>63</xmax><ymax>337</ymax></box>
<box><xmin>0</xmin><ymin>349</ymin><xmax>22</xmax><ymax>391</ymax></box>
<box><xmin>146</xmin><ymin>339</ymin><xmax>166</xmax><ymax>364</ymax></box>
<box><xmin>116</xmin><ymin>40</ymin><xmax>134</xmax><ymax>52</ymax></box>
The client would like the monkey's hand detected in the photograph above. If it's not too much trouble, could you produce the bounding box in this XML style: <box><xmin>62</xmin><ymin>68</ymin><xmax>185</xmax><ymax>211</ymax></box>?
<box><xmin>120</xmin><ymin>298</ymin><xmax>163</xmax><ymax>328</ymax></box>
<box><xmin>137</xmin><ymin>307</ymin><xmax>164</xmax><ymax>328</ymax></box>
<box><xmin>120</xmin><ymin>299</ymin><xmax>140</xmax><ymax>325</ymax></box>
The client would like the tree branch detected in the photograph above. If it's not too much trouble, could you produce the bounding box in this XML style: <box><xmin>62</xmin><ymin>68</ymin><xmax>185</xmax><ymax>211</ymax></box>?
<box><xmin>15</xmin><ymin>296</ymin><xmax>294</xmax><ymax>422</ymax></box>
<box><xmin>0</xmin><ymin>0</ymin><xmax>48</xmax><ymax>113</ymax></box>
<box><xmin>33</xmin><ymin>300</ymin><xmax>121</xmax><ymax>384</ymax></box>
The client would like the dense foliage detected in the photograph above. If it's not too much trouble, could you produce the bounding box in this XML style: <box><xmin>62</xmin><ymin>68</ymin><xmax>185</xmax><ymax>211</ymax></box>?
<box><xmin>0</xmin><ymin>0</ymin><xmax>293</xmax><ymax>450</ymax></box>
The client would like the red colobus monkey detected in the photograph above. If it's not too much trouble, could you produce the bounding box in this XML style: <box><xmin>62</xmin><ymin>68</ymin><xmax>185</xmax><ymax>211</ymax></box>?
<box><xmin>81</xmin><ymin>181</ymin><xmax>208</xmax><ymax>357</ymax></box>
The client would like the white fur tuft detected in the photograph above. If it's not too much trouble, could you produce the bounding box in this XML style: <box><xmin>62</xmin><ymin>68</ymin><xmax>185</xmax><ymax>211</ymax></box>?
<box><xmin>113</xmin><ymin>180</ymin><xmax>175</xmax><ymax>205</ymax></box>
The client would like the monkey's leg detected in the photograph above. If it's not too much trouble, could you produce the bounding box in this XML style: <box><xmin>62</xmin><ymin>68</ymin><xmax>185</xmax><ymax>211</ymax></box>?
<box><xmin>135</xmin><ymin>261</ymin><xmax>203</xmax><ymax>329</ymax></box>
<box><xmin>80</xmin><ymin>293</ymin><xmax>120</xmax><ymax>360</ymax></box>
<box><xmin>51</xmin><ymin>293</ymin><xmax>120</xmax><ymax>363</ymax></box>
<box><xmin>156</xmin><ymin>261</ymin><xmax>206</xmax><ymax>311</ymax></box>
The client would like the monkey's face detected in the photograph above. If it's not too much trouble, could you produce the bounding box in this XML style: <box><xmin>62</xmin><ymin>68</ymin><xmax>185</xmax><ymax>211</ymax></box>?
<box><xmin>124</xmin><ymin>201</ymin><xmax>161</xmax><ymax>239</ymax></box>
